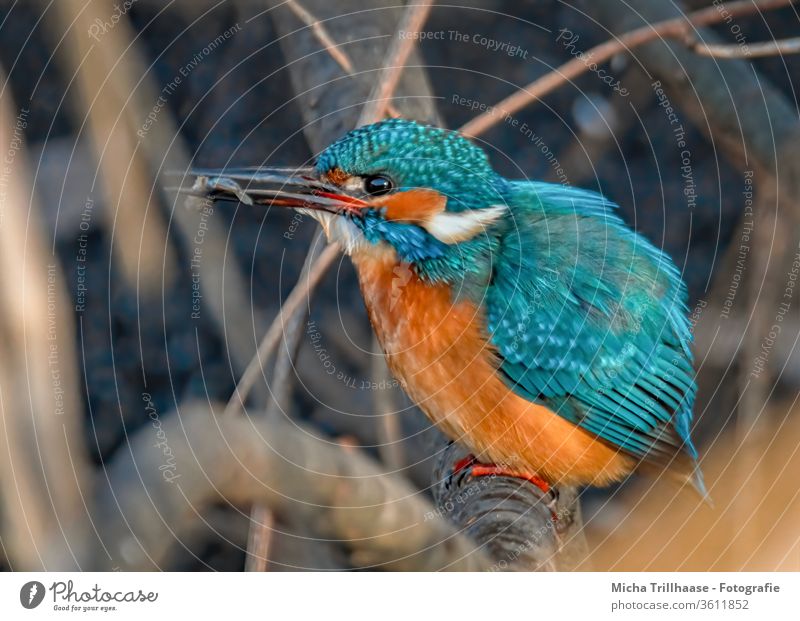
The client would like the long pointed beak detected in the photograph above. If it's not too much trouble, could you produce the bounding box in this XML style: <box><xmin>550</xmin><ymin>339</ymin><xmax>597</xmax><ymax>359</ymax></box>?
<box><xmin>168</xmin><ymin>166</ymin><xmax>368</xmax><ymax>215</ymax></box>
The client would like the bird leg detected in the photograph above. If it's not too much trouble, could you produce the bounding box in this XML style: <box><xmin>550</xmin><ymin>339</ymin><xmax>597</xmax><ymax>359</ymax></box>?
<box><xmin>448</xmin><ymin>453</ymin><xmax>552</xmax><ymax>497</ymax></box>
<box><xmin>445</xmin><ymin>452</ymin><xmax>565</xmax><ymax>549</ymax></box>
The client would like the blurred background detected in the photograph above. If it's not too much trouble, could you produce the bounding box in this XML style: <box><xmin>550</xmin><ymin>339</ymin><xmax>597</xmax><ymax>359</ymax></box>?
<box><xmin>1</xmin><ymin>0</ymin><xmax>799</xmax><ymax>571</ymax></box>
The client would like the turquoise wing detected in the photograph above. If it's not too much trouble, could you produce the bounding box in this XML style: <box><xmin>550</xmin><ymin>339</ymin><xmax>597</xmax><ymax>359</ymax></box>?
<box><xmin>487</xmin><ymin>182</ymin><xmax>702</xmax><ymax>485</ymax></box>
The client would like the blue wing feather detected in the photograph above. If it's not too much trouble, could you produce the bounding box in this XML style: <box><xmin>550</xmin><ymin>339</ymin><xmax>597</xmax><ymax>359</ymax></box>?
<box><xmin>487</xmin><ymin>181</ymin><xmax>703</xmax><ymax>484</ymax></box>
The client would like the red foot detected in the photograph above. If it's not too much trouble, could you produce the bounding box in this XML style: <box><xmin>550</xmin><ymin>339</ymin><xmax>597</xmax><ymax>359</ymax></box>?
<box><xmin>470</xmin><ymin>463</ymin><xmax>551</xmax><ymax>495</ymax></box>
<box><xmin>450</xmin><ymin>454</ymin><xmax>551</xmax><ymax>495</ymax></box>
<box><xmin>452</xmin><ymin>454</ymin><xmax>478</xmax><ymax>477</ymax></box>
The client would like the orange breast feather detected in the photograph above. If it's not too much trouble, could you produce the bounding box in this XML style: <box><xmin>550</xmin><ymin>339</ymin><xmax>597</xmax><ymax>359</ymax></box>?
<box><xmin>352</xmin><ymin>247</ymin><xmax>634</xmax><ymax>486</ymax></box>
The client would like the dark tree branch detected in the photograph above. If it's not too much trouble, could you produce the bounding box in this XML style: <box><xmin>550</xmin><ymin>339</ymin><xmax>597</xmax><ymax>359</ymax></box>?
<box><xmin>237</xmin><ymin>0</ymin><xmax>446</xmax><ymax>570</ymax></box>
<box><xmin>267</xmin><ymin>0</ymin><xmax>441</xmax><ymax>152</ymax></box>
<box><xmin>584</xmin><ymin>0</ymin><xmax>800</xmax><ymax>206</ymax></box>
<box><xmin>460</xmin><ymin>0</ymin><xmax>795</xmax><ymax>138</ymax></box>
<box><xmin>432</xmin><ymin>442</ymin><xmax>589</xmax><ymax>571</ymax></box>
<box><xmin>355</xmin><ymin>0</ymin><xmax>439</xmax><ymax>475</ymax></box>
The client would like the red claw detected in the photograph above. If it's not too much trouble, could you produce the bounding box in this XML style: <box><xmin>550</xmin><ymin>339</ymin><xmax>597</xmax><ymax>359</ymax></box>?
<box><xmin>469</xmin><ymin>464</ymin><xmax>551</xmax><ymax>495</ymax></box>
<box><xmin>450</xmin><ymin>454</ymin><xmax>551</xmax><ymax>496</ymax></box>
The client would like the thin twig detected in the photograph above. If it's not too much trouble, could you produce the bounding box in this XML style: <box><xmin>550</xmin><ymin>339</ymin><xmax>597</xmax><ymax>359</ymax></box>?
<box><xmin>689</xmin><ymin>35</ymin><xmax>800</xmax><ymax>58</ymax></box>
<box><xmin>245</xmin><ymin>231</ymin><xmax>328</xmax><ymax>573</ymax></box>
<box><xmin>244</xmin><ymin>505</ymin><xmax>275</xmax><ymax>571</ymax></box>
<box><xmin>358</xmin><ymin>0</ymin><xmax>436</xmax><ymax>126</ymax></box>
<box><xmin>372</xmin><ymin>353</ymin><xmax>405</xmax><ymax>471</ymax></box>
<box><xmin>286</xmin><ymin>0</ymin><xmax>354</xmax><ymax>74</ymax></box>
<box><xmin>459</xmin><ymin>0</ymin><xmax>795</xmax><ymax>138</ymax></box>
<box><xmin>224</xmin><ymin>242</ymin><xmax>341</xmax><ymax>417</ymax></box>
<box><xmin>386</xmin><ymin>102</ymin><xmax>403</xmax><ymax>118</ymax></box>
<box><xmin>265</xmin><ymin>229</ymin><xmax>328</xmax><ymax>420</ymax></box>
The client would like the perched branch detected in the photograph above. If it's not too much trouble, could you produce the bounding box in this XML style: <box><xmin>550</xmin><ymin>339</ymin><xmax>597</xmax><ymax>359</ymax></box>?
<box><xmin>433</xmin><ymin>442</ymin><xmax>588</xmax><ymax>571</ymax></box>
<box><xmin>459</xmin><ymin>0</ymin><xmax>795</xmax><ymax>138</ymax></box>
<box><xmin>94</xmin><ymin>403</ymin><xmax>490</xmax><ymax>571</ymax></box>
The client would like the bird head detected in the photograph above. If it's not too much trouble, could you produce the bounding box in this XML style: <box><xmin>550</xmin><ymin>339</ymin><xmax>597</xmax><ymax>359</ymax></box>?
<box><xmin>185</xmin><ymin>119</ymin><xmax>510</xmax><ymax>281</ymax></box>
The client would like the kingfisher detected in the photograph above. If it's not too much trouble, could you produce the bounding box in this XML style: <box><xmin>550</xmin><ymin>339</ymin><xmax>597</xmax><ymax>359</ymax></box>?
<box><xmin>188</xmin><ymin>118</ymin><xmax>707</xmax><ymax>499</ymax></box>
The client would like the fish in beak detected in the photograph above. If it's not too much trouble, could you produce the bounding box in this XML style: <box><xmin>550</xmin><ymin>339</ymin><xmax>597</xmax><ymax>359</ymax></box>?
<box><xmin>170</xmin><ymin>166</ymin><xmax>368</xmax><ymax>216</ymax></box>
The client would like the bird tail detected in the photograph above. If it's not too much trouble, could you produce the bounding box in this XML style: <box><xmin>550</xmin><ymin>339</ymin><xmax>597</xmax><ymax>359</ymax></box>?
<box><xmin>643</xmin><ymin>454</ymin><xmax>714</xmax><ymax>508</ymax></box>
<box><xmin>684</xmin><ymin>463</ymin><xmax>714</xmax><ymax>508</ymax></box>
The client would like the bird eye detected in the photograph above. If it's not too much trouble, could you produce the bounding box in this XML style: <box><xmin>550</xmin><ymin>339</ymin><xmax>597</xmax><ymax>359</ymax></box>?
<box><xmin>363</xmin><ymin>174</ymin><xmax>394</xmax><ymax>196</ymax></box>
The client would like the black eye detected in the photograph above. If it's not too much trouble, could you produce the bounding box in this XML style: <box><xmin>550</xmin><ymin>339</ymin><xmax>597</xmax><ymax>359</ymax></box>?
<box><xmin>363</xmin><ymin>174</ymin><xmax>394</xmax><ymax>196</ymax></box>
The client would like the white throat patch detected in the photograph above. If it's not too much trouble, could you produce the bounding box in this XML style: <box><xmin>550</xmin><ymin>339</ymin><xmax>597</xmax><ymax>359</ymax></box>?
<box><xmin>422</xmin><ymin>204</ymin><xmax>507</xmax><ymax>244</ymax></box>
<box><xmin>299</xmin><ymin>209</ymin><xmax>366</xmax><ymax>255</ymax></box>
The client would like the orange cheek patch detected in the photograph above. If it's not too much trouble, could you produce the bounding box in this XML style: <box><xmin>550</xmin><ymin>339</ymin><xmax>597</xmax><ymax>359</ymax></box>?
<box><xmin>372</xmin><ymin>188</ymin><xmax>447</xmax><ymax>223</ymax></box>
<box><xmin>325</xmin><ymin>167</ymin><xmax>350</xmax><ymax>186</ymax></box>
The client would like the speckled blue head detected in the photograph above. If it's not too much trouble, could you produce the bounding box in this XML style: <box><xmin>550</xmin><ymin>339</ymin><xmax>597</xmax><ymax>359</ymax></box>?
<box><xmin>305</xmin><ymin>119</ymin><xmax>513</xmax><ymax>282</ymax></box>
<box><xmin>316</xmin><ymin>119</ymin><xmax>507</xmax><ymax>212</ymax></box>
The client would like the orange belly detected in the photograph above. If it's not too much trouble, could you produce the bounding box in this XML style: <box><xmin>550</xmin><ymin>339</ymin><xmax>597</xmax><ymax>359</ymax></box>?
<box><xmin>352</xmin><ymin>247</ymin><xmax>634</xmax><ymax>486</ymax></box>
